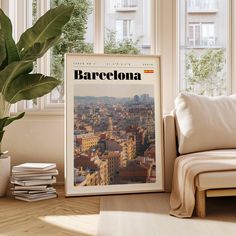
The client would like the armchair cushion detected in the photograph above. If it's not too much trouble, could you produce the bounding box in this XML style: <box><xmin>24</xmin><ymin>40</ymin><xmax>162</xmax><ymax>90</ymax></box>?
<box><xmin>194</xmin><ymin>149</ymin><xmax>236</xmax><ymax>190</ymax></box>
<box><xmin>175</xmin><ymin>93</ymin><xmax>236</xmax><ymax>154</ymax></box>
<box><xmin>197</xmin><ymin>170</ymin><xmax>236</xmax><ymax>190</ymax></box>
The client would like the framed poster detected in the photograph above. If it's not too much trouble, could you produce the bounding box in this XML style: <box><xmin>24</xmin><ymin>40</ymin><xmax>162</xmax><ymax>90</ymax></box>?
<box><xmin>65</xmin><ymin>54</ymin><xmax>163</xmax><ymax>196</ymax></box>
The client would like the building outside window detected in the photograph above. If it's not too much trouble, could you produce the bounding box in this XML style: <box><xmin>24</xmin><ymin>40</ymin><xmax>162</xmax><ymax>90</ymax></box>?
<box><xmin>105</xmin><ymin>0</ymin><xmax>151</xmax><ymax>55</ymax></box>
<box><xmin>179</xmin><ymin>0</ymin><xmax>229</xmax><ymax>96</ymax></box>
<box><xmin>188</xmin><ymin>0</ymin><xmax>217</xmax><ymax>12</ymax></box>
<box><xmin>114</xmin><ymin>0</ymin><xmax>138</xmax><ymax>8</ymax></box>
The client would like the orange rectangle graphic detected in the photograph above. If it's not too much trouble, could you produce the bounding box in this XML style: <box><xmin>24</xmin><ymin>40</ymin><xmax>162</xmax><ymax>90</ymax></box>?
<box><xmin>144</xmin><ymin>70</ymin><xmax>154</xmax><ymax>73</ymax></box>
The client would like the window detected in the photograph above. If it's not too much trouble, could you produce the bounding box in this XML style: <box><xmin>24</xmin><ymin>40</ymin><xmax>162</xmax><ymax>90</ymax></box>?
<box><xmin>188</xmin><ymin>23</ymin><xmax>201</xmax><ymax>47</ymax></box>
<box><xmin>188</xmin><ymin>22</ymin><xmax>215</xmax><ymax>47</ymax></box>
<box><xmin>24</xmin><ymin>0</ymin><xmax>39</xmax><ymax>110</ymax></box>
<box><xmin>2</xmin><ymin>0</ymin><xmax>156</xmax><ymax>112</ymax></box>
<box><xmin>3</xmin><ymin>0</ymin><xmax>234</xmax><ymax>113</ymax></box>
<box><xmin>178</xmin><ymin>0</ymin><xmax>229</xmax><ymax>96</ymax></box>
<box><xmin>115</xmin><ymin>19</ymin><xmax>134</xmax><ymax>41</ymax></box>
<box><xmin>202</xmin><ymin>23</ymin><xmax>215</xmax><ymax>47</ymax></box>
<box><xmin>49</xmin><ymin>0</ymin><xmax>94</xmax><ymax>104</ymax></box>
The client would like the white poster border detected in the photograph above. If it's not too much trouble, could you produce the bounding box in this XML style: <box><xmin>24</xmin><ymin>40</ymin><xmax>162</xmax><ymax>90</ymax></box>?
<box><xmin>65</xmin><ymin>54</ymin><xmax>163</xmax><ymax>196</ymax></box>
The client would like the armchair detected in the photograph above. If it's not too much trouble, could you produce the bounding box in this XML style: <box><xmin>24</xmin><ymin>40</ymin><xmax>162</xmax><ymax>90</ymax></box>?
<box><xmin>163</xmin><ymin>93</ymin><xmax>236</xmax><ymax>217</ymax></box>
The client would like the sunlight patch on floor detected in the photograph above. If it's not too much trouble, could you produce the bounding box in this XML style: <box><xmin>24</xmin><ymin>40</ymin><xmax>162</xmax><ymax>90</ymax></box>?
<box><xmin>99</xmin><ymin>209</ymin><xmax>236</xmax><ymax>236</ymax></box>
<box><xmin>39</xmin><ymin>214</ymin><xmax>99</xmax><ymax>236</ymax></box>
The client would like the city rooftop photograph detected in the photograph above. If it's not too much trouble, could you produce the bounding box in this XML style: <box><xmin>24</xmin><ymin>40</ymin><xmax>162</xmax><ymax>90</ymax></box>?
<box><xmin>73</xmin><ymin>84</ymin><xmax>156</xmax><ymax>186</ymax></box>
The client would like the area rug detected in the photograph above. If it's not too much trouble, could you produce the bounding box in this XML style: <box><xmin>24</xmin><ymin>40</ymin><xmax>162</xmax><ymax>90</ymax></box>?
<box><xmin>98</xmin><ymin>193</ymin><xmax>236</xmax><ymax>236</ymax></box>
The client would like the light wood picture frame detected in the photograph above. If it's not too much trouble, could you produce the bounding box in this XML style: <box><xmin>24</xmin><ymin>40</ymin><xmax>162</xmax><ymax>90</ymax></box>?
<box><xmin>65</xmin><ymin>54</ymin><xmax>163</xmax><ymax>196</ymax></box>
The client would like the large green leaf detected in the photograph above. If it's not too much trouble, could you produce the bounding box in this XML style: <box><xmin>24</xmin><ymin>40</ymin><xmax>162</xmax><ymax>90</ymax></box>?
<box><xmin>4</xmin><ymin>112</ymin><xmax>25</xmax><ymax>127</ymax></box>
<box><xmin>0</xmin><ymin>61</ymin><xmax>33</xmax><ymax>94</ymax></box>
<box><xmin>0</xmin><ymin>117</ymin><xmax>9</xmax><ymax>130</ymax></box>
<box><xmin>21</xmin><ymin>36</ymin><xmax>60</xmax><ymax>60</ymax></box>
<box><xmin>17</xmin><ymin>4</ymin><xmax>73</xmax><ymax>59</ymax></box>
<box><xmin>0</xmin><ymin>9</ymin><xmax>20</xmax><ymax>66</ymax></box>
<box><xmin>0</xmin><ymin>130</ymin><xmax>5</xmax><ymax>144</ymax></box>
<box><xmin>0</xmin><ymin>30</ymin><xmax>6</xmax><ymax>67</ymax></box>
<box><xmin>0</xmin><ymin>112</ymin><xmax>25</xmax><ymax>130</ymax></box>
<box><xmin>0</xmin><ymin>113</ymin><xmax>25</xmax><ymax>146</ymax></box>
<box><xmin>5</xmin><ymin>74</ymin><xmax>61</xmax><ymax>103</ymax></box>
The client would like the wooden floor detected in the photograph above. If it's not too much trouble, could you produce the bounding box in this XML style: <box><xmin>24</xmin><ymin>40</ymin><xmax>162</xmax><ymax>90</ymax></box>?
<box><xmin>0</xmin><ymin>186</ymin><xmax>100</xmax><ymax>236</ymax></box>
<box><xmin>2</xmin><ymin>187</ymin><xmax>236</xmax><ymax>236</ymax></box>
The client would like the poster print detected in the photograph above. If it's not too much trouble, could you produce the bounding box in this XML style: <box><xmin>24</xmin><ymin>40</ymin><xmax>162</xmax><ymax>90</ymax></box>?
<box><xmin>65</xmin><ymin>54</ymin><xmax>163</xmax><ymax>196</ymax></box>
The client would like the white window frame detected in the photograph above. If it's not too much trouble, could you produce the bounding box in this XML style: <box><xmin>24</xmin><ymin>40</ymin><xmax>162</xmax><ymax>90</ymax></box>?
<box><xmin>1</xmin><ymin>0</ymin><xmax>160</xmax><ymax>114</ymax></box>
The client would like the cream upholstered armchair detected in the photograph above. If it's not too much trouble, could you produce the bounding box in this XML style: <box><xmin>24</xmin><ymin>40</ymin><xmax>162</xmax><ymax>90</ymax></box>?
<box><xmin>163</xmin><ymin>93</ymin><xmax>236</xmax><ymax>217</ymax></box>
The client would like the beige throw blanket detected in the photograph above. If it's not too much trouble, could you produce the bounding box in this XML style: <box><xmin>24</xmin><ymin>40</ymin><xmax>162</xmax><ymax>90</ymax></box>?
<box><xmin>170</xmin><ymin>150</ymin><xmax>236</xmax><ymax>218</ymax></box>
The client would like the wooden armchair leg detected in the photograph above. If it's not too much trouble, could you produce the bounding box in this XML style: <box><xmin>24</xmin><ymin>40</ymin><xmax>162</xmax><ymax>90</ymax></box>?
<box><xmin>195</xmin><ymin>189</ymin><xmax>206</xmax><ymax>217</ymax></box>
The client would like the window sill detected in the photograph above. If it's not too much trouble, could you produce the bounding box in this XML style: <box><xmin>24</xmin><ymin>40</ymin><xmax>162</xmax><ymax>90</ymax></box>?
<box><xmin>188</xmin><ymin>9</ymin><xmax>218</xmax><ymax>14</ymax></box>
<box><xmin>11</xmin><ymin>110</ymin><xmax>64</xmax><ymax>117</ymax></box>
<box><xmin>185</xmin><ymin>46</ymin><xmax>223</xmax><ymax>49</ymax></box>
<box><xmin>115</xmin><ymin>7</ymin><xmax>138</xmax><ymax>12</ymax></box>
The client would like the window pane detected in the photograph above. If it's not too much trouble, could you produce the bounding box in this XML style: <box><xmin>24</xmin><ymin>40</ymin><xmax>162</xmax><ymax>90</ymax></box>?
<box><xmin>24</xmin><ymin>100</ymin><xmax>39</xmax><ymax>110</ymax></box>
<box><xmin>179</xmin><ymin>0</ymin><xmax>228</xmax><ymax>96</ymax></box>
<box><xmin>24</xmin><ymin>0</ymin><xmax>39</xmax><ymax>109</ymax></box>
<box><xmin>8</xmin><ymin>0</ymin><xmax>17</xmax><ymax>38</ymax></box>
<box><xmin>49</xmin><ymin>0</ymin><xmax>94</xmax><ymax>104</ymax></box>
<box><xmin>104</xmin><ymin>0</ymin><xmax>151</xmax><ymax>55</ymax></box>
<box><xmin>27</xmin><ymin>0</ymin><xmax>38</xmax><ymax>28</ymax></box>
<box><xmin>9</xmin><ymin>0</ymin><xmax>39</xmax><ymax>110</ymax></box>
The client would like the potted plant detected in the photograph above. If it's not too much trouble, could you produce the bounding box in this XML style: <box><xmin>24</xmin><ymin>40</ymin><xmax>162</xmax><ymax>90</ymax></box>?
<box><xmin>0</xmin><ymin>5</ymin><xmax>73</xmax><ymax>196</ymax></box>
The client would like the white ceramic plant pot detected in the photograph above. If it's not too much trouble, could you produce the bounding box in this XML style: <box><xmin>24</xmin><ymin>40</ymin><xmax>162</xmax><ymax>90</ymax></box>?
<box><xmin>0</xmin><ymin>155</ymin><xmax>11</xmax><ymax>197</ymax></box>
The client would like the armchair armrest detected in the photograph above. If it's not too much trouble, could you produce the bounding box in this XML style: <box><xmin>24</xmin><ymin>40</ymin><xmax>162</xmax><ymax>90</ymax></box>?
<box><xmin>163</xmin><ymin>113</ymin><xmax>178</xmax><ymax>192</ymax></box>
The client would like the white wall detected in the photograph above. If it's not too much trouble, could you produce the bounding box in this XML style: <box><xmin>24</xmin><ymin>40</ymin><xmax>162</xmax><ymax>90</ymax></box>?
<box><xmin>3</xmin><ymin>115</ymin><xmax>65</xmax><ymax>182</ymax></box>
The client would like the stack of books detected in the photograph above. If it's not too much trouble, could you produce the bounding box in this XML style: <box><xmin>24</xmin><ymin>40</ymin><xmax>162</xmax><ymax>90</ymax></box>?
<box><xmin>11</xmin><ymin>163</ymin><xmax>58</xmax><ymax>202</ymax></box>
